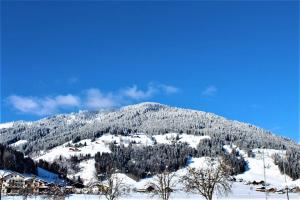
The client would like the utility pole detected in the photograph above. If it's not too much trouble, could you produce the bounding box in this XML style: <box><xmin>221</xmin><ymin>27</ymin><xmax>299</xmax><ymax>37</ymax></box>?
<box><xmin>262</xmin><ymin>148</ymin><xmax>268</xmax><ymax>200</ymax></box>
<box><xmin>282</xmin><ymin>149</ymin><xmax>290</xmax><ymax>200</ymax></box>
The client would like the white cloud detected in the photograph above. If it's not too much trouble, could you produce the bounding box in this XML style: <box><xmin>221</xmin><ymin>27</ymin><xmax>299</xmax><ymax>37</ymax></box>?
<box><xmin>7</xmin><ymin>94</ymin><xmax>80</xmax><ymax>116</ymax></box>
<box><xmin>85</xmin><ymin>88</ymin><xmax>117</xmax><ymax>110</ymax></box>
<box><xmin>121</xmin><ymin>85</ymin><xmax>156</xmax><ymax>100</ymax></box>
<box><xmin>121</xmin><ymin>83</ymin><xmax>178</xmax><ymax>100</ymax></box>
<box><xmin>8</xmin><ymin>95</ymin><xmax>40</xmax><ymax>114</ymax></box>
<box><xmin>201</xmin><ymin>85</ymin><xmax>217</xmax><ymax>97</ymax></box>
<box><xmin>55</xmin><ymin>95</ymin><xmax>81</xmax><ymax>107</ymax></box>
<box><xmin>7</xmin><ymin>83</ymin><xmax>179</xmax><ymax>116</ymax></box>
<box><xmin>160</xmin><ymin>84</ymin><xmax>179</xmax><ymax>94</ymax></box>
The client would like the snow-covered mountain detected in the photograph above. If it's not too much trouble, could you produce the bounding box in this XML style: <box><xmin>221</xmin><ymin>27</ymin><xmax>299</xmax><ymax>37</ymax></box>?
<box><xmin>1</xmin><ymin>102</ymin><xmax>299</xmax><ymax>189</ymax></box>
<box><xmin>0</xmin><ymin>102</ymin><xmax>298</xmax><ymax>155</ymax></box>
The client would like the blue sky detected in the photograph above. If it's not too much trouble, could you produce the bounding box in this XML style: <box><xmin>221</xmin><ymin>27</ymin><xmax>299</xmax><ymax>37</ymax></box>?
<box><xmin>1</xmin><ymin>1</ymin><xmax>299</xmax><ymax>141</ymax></box>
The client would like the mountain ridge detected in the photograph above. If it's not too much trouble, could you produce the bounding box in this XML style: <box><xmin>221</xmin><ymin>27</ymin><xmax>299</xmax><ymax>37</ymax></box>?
<box><xmin>0</xmin><ymin>102</ymin><xmax>292</xmax><ymax>140</ymax></box>
<box><xmin>0</xmin><ymin>102</ymin><xmax>298</xmax><ymax>156</ymax></box>
<box><xmin>1</xmin><ymin>102</ymin><xmax>300</xmax><ymax>184</ymax></box>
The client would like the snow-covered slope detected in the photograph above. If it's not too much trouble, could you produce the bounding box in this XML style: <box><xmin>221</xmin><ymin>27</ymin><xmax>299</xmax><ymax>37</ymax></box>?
<box><xmin>1</xmin><ymin>102</ymin><xmax>300</xmax><ymax>197</ymax></box>
<box><xmin>225</xmin><ymin>147</ymin><xmax>300</xmax><ymax>188</ymax></box>
<box><xmin>1</xmin><ymin>102</ymin><xmax>298</xmax><ymax>156</ymax></box>
<box><xmin>0</xmin><ymin>122</ymin><xmax>14</xmax><ymax>129</ymax></box>
<box><xmin>33</xmin><ymin>131</ymin><xmax>300</xmax><ymax>189</ymax></box>
<box><xmin>9</xmin><ymin>139</ymin><xmax>28</xmax><ymax>147</ymax></box>
<box><xmin>35</xmin><ymin>132</ymin><xmax>210</xmax><ymax>162</ymax></box>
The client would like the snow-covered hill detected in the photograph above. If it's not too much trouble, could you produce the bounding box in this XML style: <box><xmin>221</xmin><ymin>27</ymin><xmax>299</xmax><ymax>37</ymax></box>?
<box><xmin>30</xmin><ymin>131</ymin><xmax>299</xmax><ymax>188</ymax></box>
<box><xmin>0</xmin><ymin>102</ymin><xmax>298</xmax><ymax>156</ymax></box>
<box><xmin>1</xmin><ymin>102</ymin><xmax>300</xmax><ymax>196</ymax></box>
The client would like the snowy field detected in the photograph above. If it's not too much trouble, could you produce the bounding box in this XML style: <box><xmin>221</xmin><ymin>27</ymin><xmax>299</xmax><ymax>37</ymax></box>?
<box><xmin>2</xmin><ymin>184</ymin><xmax>300</xmax><ymax>200</ymax></box>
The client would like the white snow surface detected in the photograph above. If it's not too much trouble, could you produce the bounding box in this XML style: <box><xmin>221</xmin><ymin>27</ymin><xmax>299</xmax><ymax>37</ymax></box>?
<box><xmin>153</xmin><ymin>133</ymin><xmax>210</xmax><ymax>148</ymax></box>
<box><xmin>36</xmin><ymin>133</ymin><xmax>208</xmax><ymax>162</ymax></box>
<box><xmin>36</xmin><ymin>137</ymin><xmax>111</xmax><ymax>162</ymax></box>
<box><xmin>0</xmin><ymin>122</ymin><xmax>14</xmax><ymax>129</ymax></box>
<box><xmin>73</xmin><ymin>159</ymin><xmax>97</xmax><ymax>185</ymax></box>
<box><xmin>9</xmin><ymin>139</ymin><xmax>28</xmax><ymax>147</ymax></box>
<box><xmin>236</xmin><ymin>148</ymin><xmax>299</xmax><ymax>188</ymax></box>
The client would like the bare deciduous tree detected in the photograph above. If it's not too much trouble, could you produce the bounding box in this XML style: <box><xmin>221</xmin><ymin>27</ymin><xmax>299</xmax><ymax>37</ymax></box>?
<box><xmin>102</xmin><ymin>171</ymin><xmax>128</xmax><ymax>200</ymax></box>
<box><xmin>180</xmin><ymin>158</ymin><xmax>232</xmax><ymax>200</ymax></box>
<box><xmin>148</xmin><ymin>168</ymin><xmax>177</xmax><ymax>200</ymax></box>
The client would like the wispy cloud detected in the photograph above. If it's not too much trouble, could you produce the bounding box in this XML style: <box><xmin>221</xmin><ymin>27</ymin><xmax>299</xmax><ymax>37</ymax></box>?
<box><xmin>121</xmin><ymin>85</ymin><xmax>155</xmax><ymax>100</ymax></box>
<box><xmin>67</xmin><ymin>77</ymin><xmax>78</xmax><ymax>84</ymax></box>
<box><xmin>7</xmin><ymin>94</ymin><xmax>80</xmax><ymax>116</ymax></box>
<box><xmin>8</xmin><ymin>95</ymin><xmax>40</xmax><ymax>114</ymax></box>
<box><xmin>121</xmin><ymin>83</ymin><xmax>179</xmax><ymax>100</ymax></box>
<box><xmin>201</xmin><ymin>85</ymin><xmax>217</xmax><ymax>97</ymax></box>
<box><xmin>6</xmin><ymin>83</ymin><xmax>179</xmax><ymax>116</ymax></box>
<box><xmin>160</xmin><ymin>84</ymin><xmax>179</xmax><ymax>94</ymax></box>
<box><xmin>85</xmin><ymin>88</ymin><xmax>117</xmax><ymax>110</ymax></box>
<box><xmin>55</xmin><ymin>95</ymin><xmax>81</xmax><ymax>107</ymax></box>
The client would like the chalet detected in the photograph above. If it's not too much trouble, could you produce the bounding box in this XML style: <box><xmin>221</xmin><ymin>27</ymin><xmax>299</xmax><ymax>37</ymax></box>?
<box><xmin>64</xmin><ymin>185</ymin><xmax>75</xmax><ymax>194</ymax></box>
<box><xmin>95</xmin><ymin>184</ymin><xmax>109</xmax><ymax>193</ymax></box>
<box><xmin>276</xmin><ymin>189</ymin><xmax>285</xmax><ymax>194</ymax></box>
<box><xmin>255</xmin><ymin>186</ymin><xmax>266</xmax><ymax>192</ymax></box>
<box><xmin>35</xmin><ymin>179</ymin><xmax>49</xmax><ymax>194</ymax></box>
<box><xmin>87</xmin><ymin>184</ymin><xmax>104</xmax><ymax>194</ymax></box>
<box><xmin>47</xmin><ymin>183</ymin><xmax>62</xmax><ymax>194</ymax></box>
<box><xmin>23</xmin><ymin>177</ymin><xmax>49</xmax><ymax>194</ymax></box>
<box><xmin>2</xmin><ymin>173</ymin><xmax>25</xmax><ymax>194</ymax></box>
<box><xmin>69</xmin><ymin>147</ymin><xmax>80</xmax><ymax>152</ymax></box>
<box><xmin>0</xmin><ymin>170</ymin><xmax>70</xmax><ymax>196</ymax></box>
<box><xmin>24</xmin><ymin>177</ymin><xmax>34</xmax><ymax>193</ymax></box>
<box><xmin>137</xmin><ymin>185</ymin><xmax>156</xmax><ymax>193</ymax></box>
<box><xmin>89</xmin><ymin>186</ymin><xmax>99</xmax><ymax>194</ymax></box>
<box><xmin>290</xmin><ymin>186</ymin><xmax>300</xmax><ymax>193</ymax></box>
<box><xmin>266</xmin><ymin>187</ymin><xmax>277</xmax><ymax>193</ymax></box>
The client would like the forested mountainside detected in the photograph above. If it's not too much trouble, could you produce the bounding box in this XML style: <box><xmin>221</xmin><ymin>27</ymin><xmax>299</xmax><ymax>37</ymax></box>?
<box><xmin>1</xmin><ymin>102</ymin><xmax>299</xmax><ymax>180</ymax></box>
<box><xmin>0</xmin><ymin>144</ymin><xmax>36</xmax><ymax>174</ymax></box>
<box><xmin>0</xmin><ymin>102</ymin><xmax>297</xmax><ymax>155</ymax></box>
<box><xmin>94</xmin><ymin>141</ymin><xmax>247</xmax><ymax>180</ymax></box>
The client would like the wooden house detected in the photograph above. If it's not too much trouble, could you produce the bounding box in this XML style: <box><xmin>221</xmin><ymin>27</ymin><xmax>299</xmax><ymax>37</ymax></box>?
<box><xmin>2</xmin><ymin>173</ymin><xmax>25</xmax><ymax>194</ymax></box>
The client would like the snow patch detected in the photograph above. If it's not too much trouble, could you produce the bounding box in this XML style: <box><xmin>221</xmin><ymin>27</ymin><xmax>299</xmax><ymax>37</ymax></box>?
<box><xmin>153</xmin><ymin>133</ymin><xmax>210</xmax><ymax>148</ymax></box>
<box><xmin>10</xmin><ymin>140</ymin><xmax>28</xmax><ymax>147</ymax></box>
<box><xmin>74</xmin><ymin>159</ymin><xmax>97</xmax><ymax>185</ymax></box>
<box><xmin>236</xmin><ymin>148</ymin><xmax>299</xmax><ymax>188</ymax></box>
<box><xmin>0</xmin><ymin>122</ymin><xmax>14</xmax><ymax>129</ymax></box>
